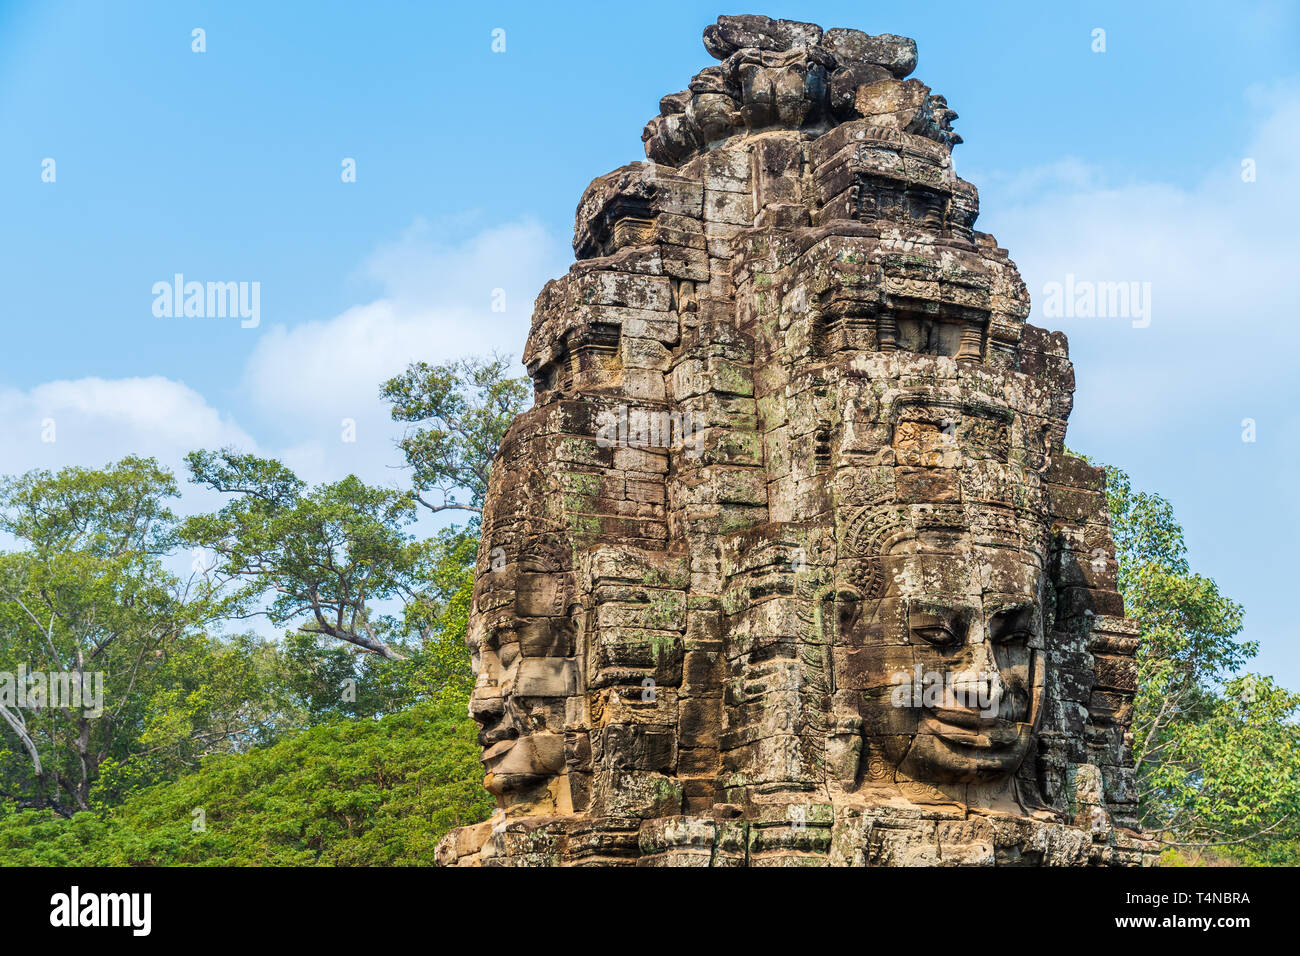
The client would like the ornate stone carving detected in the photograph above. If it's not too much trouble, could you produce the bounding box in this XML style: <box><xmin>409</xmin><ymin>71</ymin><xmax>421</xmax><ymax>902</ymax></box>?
<box><xmin>436</xmin><ymin>15</ymin><xmax>1156</xmax><ymax>867</ymax></box>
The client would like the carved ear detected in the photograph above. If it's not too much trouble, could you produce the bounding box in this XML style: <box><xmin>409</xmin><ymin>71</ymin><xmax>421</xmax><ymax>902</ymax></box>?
<box><xmin>817</xmin><ymin>586</ymin><xmax>864</xmax><ymax>642</ymax></box>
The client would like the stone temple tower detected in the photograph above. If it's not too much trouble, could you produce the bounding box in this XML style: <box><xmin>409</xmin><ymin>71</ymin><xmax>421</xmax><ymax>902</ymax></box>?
<box><xmin>437</xmin><ymin>15</ymin><xmax>1156</xmax><ymax>866</ymax></box>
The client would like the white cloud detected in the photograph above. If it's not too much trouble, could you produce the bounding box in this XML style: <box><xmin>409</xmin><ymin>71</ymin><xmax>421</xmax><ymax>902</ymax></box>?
<box><xmin>242</xmin><ymin>218</ymin><xmax>565</xmax><ymax>427</ymax></box>
<box><xmin>0</xmin><ymin>376</ymin><xmax>255</xmax><ymax>487</ymax></box>
<box><xmin>975</xmin><ymin>80</ymin><xmax>1300</xmax><ymax>431</ymax></box>
<box><xmin>230</xmin><ymin>217</ymin><xmax>566</xmax><ymax>489</ymax></box>
<box><xmin>0</xmin><ymin>218</ymin><xmax>569</xmax><ymax>505</ymax></box>
<box><xmin>228</xmin><ymin>216</ymin><xmax>566</xmax><ymax>489</ymax></box>
<box><xmin>973</xmin><ymin>81</ymin><xmax>1300</xmax><ymax>690</ymax></box>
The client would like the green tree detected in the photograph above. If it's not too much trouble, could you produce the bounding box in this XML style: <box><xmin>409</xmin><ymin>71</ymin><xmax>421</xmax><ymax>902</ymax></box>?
<box><xmin>376</xmin><ymin>353</ymin><xmax>527</xmax><ymax>694</ymax></box>
<box><xmin>0</xmin><ymin>458</ymin><xmax>286</xmax><ymax>815</ymax></box>
<box><xmin>1103</xmin><ymin>464</ymin><xmax>1300</xmax><ymax>859</ymax></box>
<box><xmin>179</xmin><ymin>355</ymin><xmax>528</xmax><ymax>700</ymax></box>
<box><xmin>87</xmin><ymin>631</ymin><xmax>304</xmax><ymax>808</ymax></box>
<box><xmin>0</xmin><ymin>353</ymin><xmax>528</xmax><ymax>840</ymax></box>
<box><xmin>0</xmin><ymin>689</ymin><xmax>490</xmax><ymax>866</ymax></box>
<box><xmin>276</xmin><ymin>527</ymin><xmax>475</xmax><ymax>722</ymax></box>
<box><xmin>179</xmin><ymin>453</ymin><xmax>423</xmax><ymax>661</ymax></box>
<box><xmin>178</xmin><ymin>457</ymin><xmax>480</xmax><ymax>719</ymax></box>
<box><xmin>381</xmin><ymin>353</ymin><xmax>531</xmax><ymax>517</ymax></box>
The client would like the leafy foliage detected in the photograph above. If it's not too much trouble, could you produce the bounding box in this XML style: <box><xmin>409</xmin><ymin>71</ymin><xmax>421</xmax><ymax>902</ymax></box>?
<box><xmin>0</xmin><ymin>690</ymin><xmax>490</xmax><ymax>865</ymax></box>
<box><xmin>0</xmin><ymin>355</ymin><xmax>526</xmax><ymax>863</ymax></box>
<box><xmin>1102</xmin><ymin>463</ymin><xmax>1300</xmax><ymax>860</ymax></box>
<box><xmin>180</xmin><ymin>451</ymin><xmax>424</xmax><ymax>660</ymax></box>
<box><xmin>0</xmin><ymin>457</ymin><xmax>255</xmax><ymax>815</ymax></box>
<box><xmin>381</xmin><ymin>354</ymin><xmax>530</xmax><ymax>516</ymax></box>
<box><xmin>277</xmin><ymin>527</ymin><xmax>478</xmax><ymax>722</ymax></box>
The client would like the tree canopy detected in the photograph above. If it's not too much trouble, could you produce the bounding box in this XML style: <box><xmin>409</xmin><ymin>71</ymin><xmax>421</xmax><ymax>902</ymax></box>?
<box><xmin>1103</xmin><ymin>463</ymin><xmax>1300</xmax><ymax>862</ymax></box>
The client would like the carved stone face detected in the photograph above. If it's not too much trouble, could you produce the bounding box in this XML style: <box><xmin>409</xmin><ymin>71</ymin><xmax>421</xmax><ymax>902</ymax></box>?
<box><xmin>467</xmin><ymin>568</ymin><xmax>575</xmax><ymax>804</ymax></box>
<box><xmin>439</xmin><ymin>14</ymin><xmax>1154</xmax><ymax>868</ymax></box>
<box><xmin>829</xmin><ymin>377</ymin><xmax>1051</xmax><ymax>793</ymax></box>
<box><xmin>838</xmin><ymin>537</ymin><xmax>1045</xmax><ymax>787</ymax></box>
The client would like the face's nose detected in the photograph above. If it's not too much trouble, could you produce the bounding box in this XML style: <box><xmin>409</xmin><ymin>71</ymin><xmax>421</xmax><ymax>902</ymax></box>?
<box><xmin>948</xmin><ymin>621</ymin><xmax>1004</xmax><ymax>715</ymax></box>
<box><xmin>965</xmin><ymin>623</ymin><xmax>998</xmax><ymax>672</ymax></box>
<box><xmin>469</xmin><ymin>648</ymin><xmax>508</xmax><ymax>726</ymax></box>
<box><xmin>469</xmin><ymin>685</ymin><xmax>505</xmax><ymax>723</ymax></box>
<box><xmin>469</xmin><ymin>666</ymin><xmax>519</xmax><ymax>749</ymax></box>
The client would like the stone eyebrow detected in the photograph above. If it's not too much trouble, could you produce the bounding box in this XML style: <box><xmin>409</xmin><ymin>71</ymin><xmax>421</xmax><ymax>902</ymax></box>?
<box><xmin>910</xmin><ymin>603</ymin><xmax>972</xmax><ymax>623</ymax></box>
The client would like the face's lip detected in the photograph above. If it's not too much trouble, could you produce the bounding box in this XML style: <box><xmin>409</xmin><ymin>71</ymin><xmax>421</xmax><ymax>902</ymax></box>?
<box><xmin>922</xmin><ymin>710</ymin><xmax>1024</xmax><ymax>749</ymax></box>
<box><xmin>482</xmin><ymin>738</ymin><xmax>516</xmax><ymax>763</ymax></box>
<box><xmin>927</xmin><ymin>706</ymin><xmax>986</xmax><ymax>729</ymax></box>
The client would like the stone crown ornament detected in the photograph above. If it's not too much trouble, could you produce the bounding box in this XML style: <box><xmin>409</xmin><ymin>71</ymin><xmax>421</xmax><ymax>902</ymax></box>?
<box><xmin>643</xmin><ymin>18</ymin><xmax>959</xmax><ymax>170</ymax></box>
<box><xmin>437</xmin><ymin>14</ymin><xmax>1157</xmax><ymax>867</ymax></box>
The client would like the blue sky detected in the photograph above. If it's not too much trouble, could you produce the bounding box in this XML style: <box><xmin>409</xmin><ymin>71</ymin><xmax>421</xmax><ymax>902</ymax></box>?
<box><xmin>1</xmin><ymin>1</ymin><xmax>1298</xmax><ymax>688</ymax></box>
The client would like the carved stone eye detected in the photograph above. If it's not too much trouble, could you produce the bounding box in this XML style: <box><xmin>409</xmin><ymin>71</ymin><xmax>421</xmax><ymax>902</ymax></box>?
<box><xmin>913</xmin><ymin>624</ymin><xmax>959</xmax><ymax>647</ymax></box>
<box><xmin>820</xmin><ymin>591</ymin><xmax>862</xmax><ymax>638</ymax></box>
<box><xmin>910</xmin><ymin>608</ymin><xmax>966</xmax><ymax>647</ymax></box>
<box><xmin>988</xmin><ymin>606</ymin><xmax>1037</xmax><ymax>644</ymax></box>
